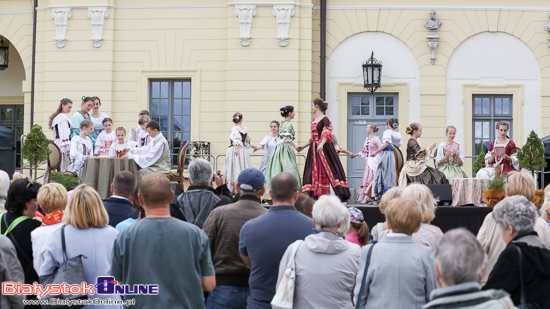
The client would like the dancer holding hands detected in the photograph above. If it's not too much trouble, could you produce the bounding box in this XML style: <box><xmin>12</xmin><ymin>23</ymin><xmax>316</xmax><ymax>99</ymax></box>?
<box><xmin>370</xmin><ymin>118</ymin><xmax>402</xmax><ymax>200</ymax></box>
<box><xmin>434</xmin><ymin>126</ymin><xmax>468</xmax><ymax>178</ymax></box>
<box><xmin>299</xmin><ymin>98</ymin><xmax>350</xmax><ymax>201</ymax></box>
<box><xmin>223</xmin><ymin>113</ymin><xmax>253</xmax><ymax>194</ymax></box>
<box><xmin>252</xmin><ymin>120</ymin><xmax>279</xmax><ymax>173</ymax></box>
<box><xmin>355</xmin><ymin>123</ymin><xmax>382</xmax><ymax>204</ymax></box>
<box><xmin>263</xmin><ymin>106</ymin><xmax>302</xmax><ymax>197</ymax></box>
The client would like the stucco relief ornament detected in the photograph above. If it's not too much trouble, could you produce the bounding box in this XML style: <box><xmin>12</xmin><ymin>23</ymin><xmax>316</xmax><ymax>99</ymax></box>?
<box><xmin>544</xmin><ymin>14</ymin><xmax>550</xmax><ymax>51</ymax></box>
<box><xmin>51</xmin><ymin>8</ymin><xmax>72</xmax><ymax>48</ymax></box>
<box><xmin>235</xmin><ymin>5</ymin><xmax>256</xmax><ymax>47</ymax></box>
<box><xmin>424</xmin><ymin>9</ymin><xmax>442</xmax><ymax>65</ymax></box>
<box><xmin>273</xmin><ymin>5</ymin><xmax>294</xmax><ymax>47</ymax></box>
<box><xmin>88</xmin><ymin>7</ymin><xmax>109</xmax><ymax>48</ymax></box>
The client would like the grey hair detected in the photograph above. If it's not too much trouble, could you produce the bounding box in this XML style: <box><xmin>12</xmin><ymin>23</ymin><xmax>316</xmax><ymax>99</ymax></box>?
<box><xmin>493</xmin><ymin>195</ymin><xmax>538</xmax><ymax>234</ymax></box>
<box><xmin>336</xmin><ymin>207</ymin><xmax>351</xmax><ymax>238</ymax></box>
<box><xmin>433</xmin><ymin>228</ymin><xmax>487</xmax><ymax>286</ymax></box>
<box><xmin>312</xmin><ymin>195</ymin><xmax>348</xmax><ymax>234</ymax></box>
<box><xmin>0</xmin><ymin>170</ymin><xmax>9</xmax><ymax>199</ymax></box>
<box><xmin>188</xmin><ymin>158</ymin><xmax>213</xmax><ymax>186</ymax></box>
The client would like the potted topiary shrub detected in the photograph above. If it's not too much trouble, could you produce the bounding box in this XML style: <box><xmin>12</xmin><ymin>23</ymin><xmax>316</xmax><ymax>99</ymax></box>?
<box><xmin>483</xmin><ymin>167</ymin><xmax>507</xmax><ymax>207</ymax></box>
<box><xmin>21</xmin><ymin>124</ymin><xmax>51</xmax><ymax>181</ymax></box>
<box><xmin>517</xmin><ymin>130</ymin><xmax>547</xmax><ymax>206</ymax></box>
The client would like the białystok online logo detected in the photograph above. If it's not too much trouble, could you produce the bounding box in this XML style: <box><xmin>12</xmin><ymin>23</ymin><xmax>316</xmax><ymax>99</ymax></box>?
<box><xmin>2</xmin><ymin>277</ymin><xmax>159</xmax><ymax>297</ymax></box>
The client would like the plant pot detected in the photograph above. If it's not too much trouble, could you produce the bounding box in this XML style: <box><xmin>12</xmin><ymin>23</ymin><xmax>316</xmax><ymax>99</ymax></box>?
<box><xmin>533</xmin><ymin>189</ymin><xmax>544</xmax><ymax>207</ymax></box>
<box><xmin>483</xmin><ymin>189</ymin><xmax>505</xmax><ymax>207</ymax></box>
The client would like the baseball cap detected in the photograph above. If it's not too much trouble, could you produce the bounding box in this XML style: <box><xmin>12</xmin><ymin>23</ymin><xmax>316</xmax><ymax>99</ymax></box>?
<box><xmin>237</xmin><ymin>168</ymin><xmax>265</xmax><ymax>192</ymax></box>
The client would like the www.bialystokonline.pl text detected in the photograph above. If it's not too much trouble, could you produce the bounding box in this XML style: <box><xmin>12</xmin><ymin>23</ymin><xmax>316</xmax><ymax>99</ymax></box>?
<box><xmin>22</xmin><ymin>298</ymin><xmax>136</xmax><ymax>306</ymax></box>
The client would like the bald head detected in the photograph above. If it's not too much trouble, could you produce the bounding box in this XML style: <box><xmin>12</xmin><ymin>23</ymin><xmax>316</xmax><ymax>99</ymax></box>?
<box><xmin>270</xmin><ymin>172</ymin><xmax>299</xmax><ymax>204</ymax></box>
<box><xmin>139</xmin><ymin>172</ymin><xmax>173</xmax><ymax>208</ymax></box>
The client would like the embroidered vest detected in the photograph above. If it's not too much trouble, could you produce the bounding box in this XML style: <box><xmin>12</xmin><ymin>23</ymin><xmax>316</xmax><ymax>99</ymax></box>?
<box><xmin>150</xmin><ymin>135</ymin><xmax>171</xmax><ymax>173</ymax></box>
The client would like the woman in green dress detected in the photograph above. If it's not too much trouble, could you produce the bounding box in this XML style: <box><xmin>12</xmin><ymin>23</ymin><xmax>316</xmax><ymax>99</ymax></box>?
<box><xmin>263</xmin><ymin>105</ymin><xmax>302</xmax><ymax>198</ymax></box>
<box><xmin>434</xmin><ymin>126</ymin><xmax>468</xmax><ymax>178</ymax></box>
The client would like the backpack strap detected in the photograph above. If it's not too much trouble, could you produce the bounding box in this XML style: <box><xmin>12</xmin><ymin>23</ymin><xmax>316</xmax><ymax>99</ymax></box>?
<box><xmin>1</xmin><ymin>213</ymin><xmax>31</xmax><ymax>236</ymax></box>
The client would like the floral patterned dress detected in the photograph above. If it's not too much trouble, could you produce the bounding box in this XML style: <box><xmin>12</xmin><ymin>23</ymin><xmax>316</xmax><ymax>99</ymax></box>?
<box><xmin>302</xmin><ymin>116</ymin><xmax>350</xmax><ymax>201</ymax></box>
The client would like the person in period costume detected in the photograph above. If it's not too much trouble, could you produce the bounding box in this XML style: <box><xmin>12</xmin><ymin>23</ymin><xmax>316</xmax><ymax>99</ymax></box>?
<box><xmin>263</xmin><ymin>106</ymin><xmax>302</xmax><ymax>199</ymax></box>
<box><xmin>128</xmin><ymin>110</ymin><xmax>149</xmax><ymax>143</ymax></box>
<box><xmin>70</xmin><ymin>96</ymin><xmax>96</xmax><ymax>147</ymax></box>
<box><xmin>223</xmin><ymin>112</ymin><xmax>253</xmax><ymax>195</ymax></box>
<box><xmin>330</xmin><ymin>122</ymin><xmax>355</xmax><ymax>157</ymax></box>
<box><xmin>434</xmin><ymin>126</ymin><xmax>468</xmax><ymax>178</ymax></box>
<box><xmin>110</xmin><ymin>127</ymin><xmax>130</xmax><ymax>158</ymax></box>
<box><xmin>370</xmin><ymin>118</ymin><xmax>402</xmax><ymax>200</ymax></box>
<box><xmin>398</xmin><ymin>123</ymin><xmax>448</xmax><ymax>187</ymax></box>
<box><xmin>48</xmin><ymin>98</ymin><xmax>73</xmax><ymax>171</ymax></box>
<box><xmin>299</xmin><ymin>98</ymin><xmax>351</xmax><ymax>201</ymax></box>
<box><xmin>476</xmin><ymin>121</ymin><xmax>519</xmax><ymax>179</ymax></box>
<box><xmin>354</xmin><ymin>123</ymin><xmax>382</xmax><ymax>204</ymax></box>
<box><xmin>90</xmin><ymin>96</ymin><xmax>110</xmax><ymax>137</ymax></box>
<box><xmin>122</xmin><ymin>120</ymin><xmax>171</xmax><ymax>179</ymax></box>
<box><xmin>252</xmin><ymin>120</ymin><xmax>279</xmax><ymax>173</ymax></box>
<box><xmin>94</xmin><ymin>118</ymin><xmax>116</xmax><ymax>156</ymax></box>
<box><xmin>66</xmin><ymin>120</ymin><xmax>94</xmax><ymax>177</ymax></box>
<box><xmin>129</xmin><ymin>115</ymin><xmax>150</xmax><ymax>148</ymax></box>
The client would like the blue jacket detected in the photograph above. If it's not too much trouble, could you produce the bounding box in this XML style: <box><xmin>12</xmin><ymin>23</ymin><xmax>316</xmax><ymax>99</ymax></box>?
<box><xmin>103</xmin><ymin>196</ymin><xmax>138</xmax><ymax>228</ymax></box>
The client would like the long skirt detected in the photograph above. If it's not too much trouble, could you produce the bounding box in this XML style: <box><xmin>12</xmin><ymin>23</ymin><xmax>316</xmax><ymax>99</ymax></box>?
<box><xmin>263</xmin><ymin>143</ymin><xmax>302</xmax><ymax>198</ymax></box>
<box><xmin>357</xmin><ymin>157</ymin><xmax>378</xmax><ymax>203</ymax></box>
<box><xmin>374</xmin><ymin>149</ymin><xmax>396</xmax><ymax>200</ymax></box>
<box><xmin>259</xmin><ymin>153</ymin><xmax>270</xmax><ymax>174</ymax></box>
<box><xmin>438</xmin><ymin>164</ymin><xmax>467</xmax><ymax>179</ymax></box>
<box><xmin>406</xmin><ymin>166</ymin><xmax>448</xmax><ymax>185</ymax></box>
<box><xmin>223</xmin><ymin>145</ymin><xmax>253</xmax><ymax>195</ymax></box>
<box><xmin>302</xmin><ymin>140</ymin><xmax>350</xmax><ymax>201</ymax></box>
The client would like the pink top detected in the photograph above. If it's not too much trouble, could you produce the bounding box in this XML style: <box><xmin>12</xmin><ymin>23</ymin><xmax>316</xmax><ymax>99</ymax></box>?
<box><xmin>345</xmin><ymin>232</ymin><xmax>363</xmax><ymax>247</ymax></box>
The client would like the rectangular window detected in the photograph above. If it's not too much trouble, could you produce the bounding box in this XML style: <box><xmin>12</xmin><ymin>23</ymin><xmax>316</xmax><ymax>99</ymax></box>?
<box><xmin>472</xmin><ymin>95</ymin><xmax>513</xmax><ymax>156</ymax></box>
<box><xmin>149</xmin><ymin>80</ymin><xmax>191</xmax><ymax>167</ymax></box>
<box><xmin>0</xmin><ymin>105</ymin><xmax>24</xmax><ymax>168</ymax></box>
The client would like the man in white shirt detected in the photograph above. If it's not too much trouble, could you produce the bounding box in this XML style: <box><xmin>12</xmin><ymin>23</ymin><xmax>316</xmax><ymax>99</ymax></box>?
<box><xmin>122</xmin><ymin>120</ymin><xmax>171</xmax><ymax>179</ymax></box>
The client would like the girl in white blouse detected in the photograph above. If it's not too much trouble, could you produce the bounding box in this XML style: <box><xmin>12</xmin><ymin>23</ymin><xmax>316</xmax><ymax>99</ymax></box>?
<box><xmin>94</xmin><ymin>118</ymin><xmax>116</xmax><ymax>156</ymax></box>
<box><xmin>48</xmin><ymin>98</ymin><xmax>73</xmax><ymax>171</ymax></box>
<box><xmin>223</xmin><ymin>112</ymin><xmax>253</xmax><ymax>194</ymax></box>
<box><xmin>67</xmin><ymin>120</ymin><xmax>94</xmax><ymax>177</ymax></box>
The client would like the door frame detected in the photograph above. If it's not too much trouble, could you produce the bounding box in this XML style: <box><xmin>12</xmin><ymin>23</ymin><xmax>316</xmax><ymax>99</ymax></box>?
<box><xmin>337</xmin><ymin>82</ymin><xmax>410</xmax><ymax>163</ymax></box>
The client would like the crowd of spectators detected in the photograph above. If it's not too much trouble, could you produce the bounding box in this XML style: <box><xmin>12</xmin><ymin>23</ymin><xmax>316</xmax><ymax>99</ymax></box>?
<box><xmin>0</xmin><ymin>164</ymin><xmax>550</xmax><ymax>309</ymax></box>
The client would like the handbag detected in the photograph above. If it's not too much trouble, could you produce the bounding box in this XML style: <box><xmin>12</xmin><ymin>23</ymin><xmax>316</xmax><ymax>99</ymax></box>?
<box><xmin>271</xmin><ymin>240</ymin><xmax>303</xmax><ymax>309</ymax></box>
<box><xmin>513</xmin><ymin>244</ymin><xmax>539</xmax><ymax>309</ymax></box>
<box><xmin>354</xmin><ymin>241</ymin><xmax>377</xmax><ymax>309</ymax></box>
<box><xmin>39</xmin><ymin>224</ymin><xmax>89</xmax><ymax>308</ymax></box>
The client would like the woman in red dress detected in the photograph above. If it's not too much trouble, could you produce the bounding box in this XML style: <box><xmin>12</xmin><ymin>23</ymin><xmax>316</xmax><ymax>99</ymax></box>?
<box><xmin>298</xmin><ymin>98</ymin><xmax>351</xmax><ymax>201</ymax></box>
<box><xmin>476</xmin><ymin>121</ymin><xmax>519</xmax><ymax>179</ymax></box>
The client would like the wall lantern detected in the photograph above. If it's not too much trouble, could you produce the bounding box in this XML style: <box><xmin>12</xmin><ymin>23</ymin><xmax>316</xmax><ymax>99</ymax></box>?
<box><xmin>0</xmin><ymin>37</ymin><xmax>8</xmax><ymax>71</ymax></box>
<box><xmin>362</xmin><ymin>51</ymin><xmax>382</xmax><ymax>93</ymax></box>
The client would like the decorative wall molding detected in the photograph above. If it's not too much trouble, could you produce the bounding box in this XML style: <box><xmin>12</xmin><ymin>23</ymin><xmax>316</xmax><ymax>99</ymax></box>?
<box><xmin>424</xmin><ymin>9</ymin><xmax>442</xmax><ymax>65</ymax></box>
<box><xmin>235</xmin><ymin>5</ymin><xmax>256</xmax><ymax>47</ymax></box>
<box><xmin>273</xmin><ymin>5</ymin><xmax>294</xmax><ymax>47</ymax></box>
<box><xmin>0</xmin><ymin>11</ymin><xmax>33</xmax><ymax>15</ymax></box>
<box><xmin>316</xmin><ymin>5</ymin><xmax>550</xmax><ymax>11</ymax></box>
<box><xmin>51</xmin><ymin>8</ymin><xmax>71</xmax><ymax>48</ymax></box>
<box><xmin>88</xmin><ymin>7</ymin><xmax>109</xmax><ymax>48</ymax></box>
<box><xmin>36</xmin><ymin>3</ymin><xmax>312</xmax><ymax>11</ymax></box>
<box><xmin>37</xmin><ymin>4</ymin><xmax>114</xmax><ymax>11</ymax></box>
<box><xmin>545</xmin><ymin>13</ymin><xmax>550</xmax><ymax>51</ymax></box>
